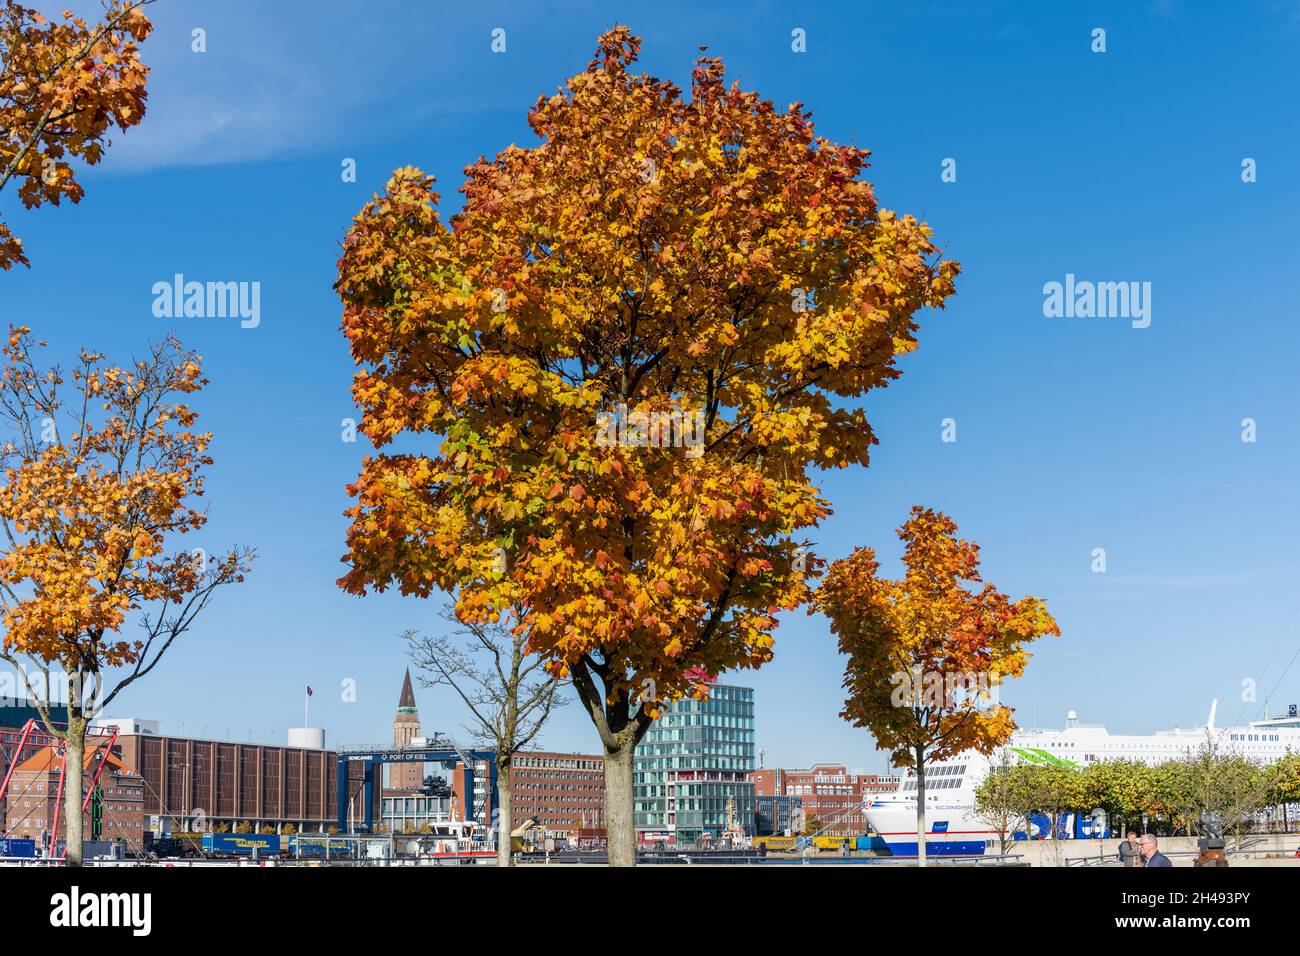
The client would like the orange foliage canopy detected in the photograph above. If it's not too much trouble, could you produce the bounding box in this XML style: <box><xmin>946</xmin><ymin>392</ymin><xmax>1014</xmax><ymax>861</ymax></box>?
<box><xmin>0</xmin><ymin>0</ymin><xmax>152</xmax><ymax>269</ymax></box>
<box><xmin>0</xmin><ymin>327</ymin><xmax>249</xmax><ymax>673</ymax></box>
<box><xmin>814</xmin><ymin>507</ymin><xmax>1060</xmax><ymax>769</ymax></box>
<box><xmin>336</xmin><ymin>27</ymin><xmax>958</xmax><ymax>716</ymax></box>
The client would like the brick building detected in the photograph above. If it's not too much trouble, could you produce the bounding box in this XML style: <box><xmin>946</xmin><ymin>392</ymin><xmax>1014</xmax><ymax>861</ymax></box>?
<box><xmin>85</xmin><ymin>719</ymin><xmax>378</xmax><ymax>835</ymax></box>
<box><xmin>4</xmin><ymin>706</ymin><xmax>379</xmax><ymax>844</ymax></box>
<box><xmin>440</xmin><ymin>751</ymin><xmax>606</xmax><ymax>842</ymax></box>
<box><xmin>2</xmin><ymin>744</ymin><xmax>145</xmax><ymax>851</ymax></box>
<box><xmin>1</xmin><ymin>707</ymin><xmax>58</xmax><ymax>825</ymax></box>
<box><xmin>507</xmin><ymin>751</ymin><xmax>605</xmax><ymax>838</ymax></box>
<box><xmin>751</xmin><ymin>764</ymin><xmax>898</xmax><ymax>834</ymax></box>
<box><xmin>114</xmin><ymin>731</ymin><xmax>375</xmax><ymax>834</ymax></box>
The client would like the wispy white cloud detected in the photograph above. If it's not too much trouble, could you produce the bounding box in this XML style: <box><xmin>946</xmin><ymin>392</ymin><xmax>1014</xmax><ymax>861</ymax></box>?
<box><xmin>55</xmin><ymin>0</ymin><xmax>780</xmax><ymax>174</ymax></box>
<box><xmin>46</xmin><ymin>0</ymin><xmax>551</xmax><ymax>172</ymax></box>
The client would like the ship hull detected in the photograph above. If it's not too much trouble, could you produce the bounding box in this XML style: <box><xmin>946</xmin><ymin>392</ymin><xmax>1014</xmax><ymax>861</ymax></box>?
<box><xmin>864</xmin><ymin>802</ymin><xmax>1001</xmax><ymax>857</ymax></box>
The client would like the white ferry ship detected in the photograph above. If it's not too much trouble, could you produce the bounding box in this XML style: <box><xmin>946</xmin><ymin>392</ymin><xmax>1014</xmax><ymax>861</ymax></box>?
<box><xmin>863</xmin><ymin>702</ymin><xmax>1300</xmax><ymax>856</ymax></box>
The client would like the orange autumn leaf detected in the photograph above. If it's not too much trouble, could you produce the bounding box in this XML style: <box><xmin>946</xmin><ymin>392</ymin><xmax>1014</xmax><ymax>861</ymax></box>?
<box><xmin>0</xmin><ymin>1</ymin><xmax>153</xmax><ymax>270</ymax></box>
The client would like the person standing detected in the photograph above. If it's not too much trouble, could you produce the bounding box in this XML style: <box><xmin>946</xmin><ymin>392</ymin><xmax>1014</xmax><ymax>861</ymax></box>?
<box><xmin>1117</xmin><ymin>831</ymin><xmax>1141</xmax><ymax>867</ymax></box>
<box><xmin>1138</xmin><ymin>834</ymin><xmax>1173</xmax><ymax>867</ymax></box>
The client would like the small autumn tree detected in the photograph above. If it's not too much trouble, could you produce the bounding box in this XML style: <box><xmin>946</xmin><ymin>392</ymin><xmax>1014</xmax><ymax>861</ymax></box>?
<box><xmin>972</xmin><ymin>751</ymin><xmax>1025</xmax><ymax>856</ymax></box>
<box><xmin>334</xmin><ymin>27</ymin><xmax>957</xmax><ymax>866</ymax></box>
<box><xmin>1092</xmin><ymin>758</ymin><xmax>1165</xmax><ymax>838</ymax></box>
<box><xmin>0</xmin><ymin>0</ymin><xmax>153</xmax><ymax>269</ymax></box>
<box><xmin>1035</xmin><ymin>763</ymin><xmax>1084</xmax><ymax>863</ymax></box>
<box><xmin>1269</xmin><ymin>752</ymin><xmax>1300</xmax><ymax>832</ymax></box>
<box><xmin>1003</xmin><ymin>762</ymin><xmax>1047</xmax><ymax>842</ymax></box>
<box><xmin>404</xmin><ymin>604</ymin><xmax>566</xmax><ymax>867</ymax></box>
<box><xmin>1162</xmin><ymin>749</ymin><xmax>1265</xmax><ymax>839</ymax></box>
<box><xmin>814</xmin><ymin>507</ymin><xmax>1058</xmax><ymax>866</ymax></box>
<box><xmin>0</xmin><ymin>328</ymin><xmax>252</xmax><ymax>865</ymax></box>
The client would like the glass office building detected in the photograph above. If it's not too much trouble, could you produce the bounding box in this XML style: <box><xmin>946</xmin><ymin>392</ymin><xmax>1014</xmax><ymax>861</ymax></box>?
<box><xmin>634</xmin><ymin>682</ymin><xmax>755</xmax><ymax>846</ymax></box>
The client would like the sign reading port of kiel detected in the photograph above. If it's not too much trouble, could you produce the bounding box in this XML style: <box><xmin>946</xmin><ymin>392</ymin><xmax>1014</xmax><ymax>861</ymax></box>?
<box><xmin>335</xmin><ymin>740</ymin><xmax>497</xmax><ymax>833</ymax></box>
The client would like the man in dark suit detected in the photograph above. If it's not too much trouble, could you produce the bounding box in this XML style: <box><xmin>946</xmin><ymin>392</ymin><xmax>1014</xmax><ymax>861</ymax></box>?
<box><xmin>1138</xmin><ymin>834</ymin><xmax>1173</xmax><ymax>867</ymax></box>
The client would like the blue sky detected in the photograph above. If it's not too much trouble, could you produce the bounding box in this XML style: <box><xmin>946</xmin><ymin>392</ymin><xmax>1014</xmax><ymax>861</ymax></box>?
<box><xmin>3</xmin><ymin>0</ymin><xmax>1299</xmax><ymax>773</ymax></box>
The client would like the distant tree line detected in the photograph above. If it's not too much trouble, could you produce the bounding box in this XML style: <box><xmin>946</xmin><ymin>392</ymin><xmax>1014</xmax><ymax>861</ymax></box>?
<box><xmin>973</xmin><ymin>750</ymin><xmax>1300</xmax><ymax>854</ymax></box>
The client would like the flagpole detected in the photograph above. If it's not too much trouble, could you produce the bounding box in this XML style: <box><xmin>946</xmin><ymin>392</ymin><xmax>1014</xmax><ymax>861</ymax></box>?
<box><xmin>304</xmin><ymin>685</ymin><xmax>309</xmax><ymax>728</ymax></box>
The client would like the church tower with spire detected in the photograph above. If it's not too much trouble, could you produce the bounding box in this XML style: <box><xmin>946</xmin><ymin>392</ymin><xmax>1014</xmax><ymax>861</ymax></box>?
<box><xmin>391</xmin><ymin>668</ymin><xmax>423</xmax><ymax>790</ymax></box>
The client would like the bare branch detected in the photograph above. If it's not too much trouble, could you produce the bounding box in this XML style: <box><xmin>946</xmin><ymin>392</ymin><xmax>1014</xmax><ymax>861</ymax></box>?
<box><xmin>405</xmin><ymin>602</ymin><xmax>568</xmax><ymax>762</ymax></box>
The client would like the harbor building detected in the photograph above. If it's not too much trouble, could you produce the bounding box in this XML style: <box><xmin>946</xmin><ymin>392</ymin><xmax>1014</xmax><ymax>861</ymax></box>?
<box><xmin>3</xmin><ymin>744</ymin><xmax>145</xmax><ymax>851</ymax></box>
<box><xmin>91</xmin><ymin>718</ymin><xmax>377</xmax><ymax>835</ymax></box>
<box><xmin>755</xmin><ymin>794</ymin><xmax>802</xmax><ymax>836</ymax></box>
<box><xmin>634</xmin><ymin>680</ymin><xmax>756</xmax><ymax>846</ymax></box>
<box><xmin>508</xmin><ymin>751</ymin><xmax>605</xmax><ymax>842</ymax></box>
<box><xmin>751</xmin><ymin>764</ymin><xmax>899</xmax><ymax>834</ymax></box>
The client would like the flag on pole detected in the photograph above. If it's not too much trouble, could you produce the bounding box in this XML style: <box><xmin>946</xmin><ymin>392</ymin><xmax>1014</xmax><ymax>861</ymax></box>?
<box><xmin>306</xmin><ymin>686</ymin><xmax>314</xmax><ymax>696</ymax></box>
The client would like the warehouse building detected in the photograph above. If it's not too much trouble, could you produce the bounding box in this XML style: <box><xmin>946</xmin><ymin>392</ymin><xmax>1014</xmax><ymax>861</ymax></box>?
<box><xmin>93</xmin><ymin>719</ymin><xmax>376</xmax><ymax>835</ymax></box>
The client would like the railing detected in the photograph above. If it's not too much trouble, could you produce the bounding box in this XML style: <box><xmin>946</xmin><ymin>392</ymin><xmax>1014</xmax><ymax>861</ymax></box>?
<box><xmin>1065</xmin><ymin>843</ymin><xmax>1299</xmax><ymax>866</ymax></box>
<box><xmin>0</xmin><ymin>849</ymin><xmax>1043</xmax><ymax>868</ymax></box>
<box><xmin>1065</xmin><ymin>853</ymin><xmax>1121</xmax><ymax>867</ymax></box>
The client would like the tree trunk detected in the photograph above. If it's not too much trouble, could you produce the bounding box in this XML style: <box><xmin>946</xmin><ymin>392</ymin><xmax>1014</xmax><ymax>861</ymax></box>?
<box><xmin>604</xmin><ymin>739</ymin><xmax>637</xmax><ymax>867</ymax></box>
<box><xmin>496</xmin><ymin>760</ymin><xmax>513</xmax><ymax>868</ymax></box>
<box><xmin>63</xmin><ymin>712</ymin><xmax>87</xmax><ymax>867</ymax></box>
<box><xmin>915</xmin><ymin>745</ymin><xmax>927</xmax><ymax>868</ymax></box>
<box><xmin>570</xmin><ymin>660</ymin><xmax>651</xmax><ymax>868</ymax></box>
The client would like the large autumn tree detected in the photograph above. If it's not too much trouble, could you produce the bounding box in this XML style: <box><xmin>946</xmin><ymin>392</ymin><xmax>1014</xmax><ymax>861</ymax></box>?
<box><xmin>814</xmin><ymin>507</ymin><xmax>1059</xmax><ymax>866</ymax></box>
<box><xmin>335</xmin><ymin>27</ymin><xmax>958</xmax><ymax>865</ymax></box>
<box><xmin>0</xmin><ymin>328</ymin><xmax>252</xmax><ymax>865</ymax></box>
<box><xmin>0</xmin><ymin>0</ymin><xmax>153</xmax><ymax>269</ymax></box>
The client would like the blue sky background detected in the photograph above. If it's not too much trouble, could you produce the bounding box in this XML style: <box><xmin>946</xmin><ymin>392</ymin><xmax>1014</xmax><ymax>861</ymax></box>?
<box><xmin>3</xmin><ymin>0</ymin><xmax>1299</xmax><ymax>773</ymax></box>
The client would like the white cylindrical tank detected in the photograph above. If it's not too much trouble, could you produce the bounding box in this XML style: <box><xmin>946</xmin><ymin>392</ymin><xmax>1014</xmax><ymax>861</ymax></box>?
<box><xmin>288</xmin><ymin>727</ymin><xmax>326</xmax><ymax>749</ymax></box>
